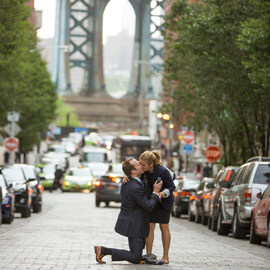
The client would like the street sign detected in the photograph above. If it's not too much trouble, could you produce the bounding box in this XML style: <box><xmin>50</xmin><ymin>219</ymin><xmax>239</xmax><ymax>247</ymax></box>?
<box><xmin>4</xmin><ymin>138</ymin><xmax>19</xmax><ymax>152</ymax></box>
<box><xmin>7</xmin><ymin>111</ymin><xmax>20</xmax><ymax>122</ymax></box>
<box><xmin>183</xmin><ymin>144</ymin><xmax>193</xmax><ymax>155</ymax></box>
<box><xmin>205</xmin><ymin>146</ymin><xmax>221</xmax><ymax>163</ymax></box>
<box><xmin>4</xmin><ymin>123</ymin><xmax>21</xmax><ymax>137</ymax></box>
<box><xmin>182</xmin><ymin>130</ymin><xmax>195</xmax><ymax>144</ymax></box>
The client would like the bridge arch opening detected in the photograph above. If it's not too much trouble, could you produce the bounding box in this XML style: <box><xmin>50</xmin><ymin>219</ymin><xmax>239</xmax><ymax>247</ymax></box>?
<box><xmin>103</xmin><ymin>0</ymin><xmax>135</xmax><ymax>98</ymax></box>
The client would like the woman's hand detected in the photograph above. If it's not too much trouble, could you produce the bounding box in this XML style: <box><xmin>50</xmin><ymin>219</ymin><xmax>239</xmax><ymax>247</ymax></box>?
<box><xmin>159</xmin><ymin>192</ymin><xmax>164</xmax><ymax>198</ymax></box>
<box><xmin>123</xmin><ymin>175</ymin><xmax>129</xmax><ymax>184</ymax></box>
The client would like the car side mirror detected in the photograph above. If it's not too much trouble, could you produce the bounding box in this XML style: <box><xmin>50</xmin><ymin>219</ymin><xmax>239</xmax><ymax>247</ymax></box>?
<box><xmin>256</xmin><ymin>192</ymin><xmax>263</xmax><ymax>199</ymax></box>
<box><xmin>219</xmin><ymin>180</ymin><xmax>229</xmax><ymax>188</ymax></box>
<box><xmin>206</xmin><ymin>182</ymin><xmax>215</xmax><ymax>189</ymax></box>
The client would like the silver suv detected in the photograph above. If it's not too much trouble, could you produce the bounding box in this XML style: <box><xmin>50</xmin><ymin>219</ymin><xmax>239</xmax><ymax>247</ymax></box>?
<box><xmin>217</xmin><ymin>156</ymin><xmax>270</xmax><ymax>238</ymax></box>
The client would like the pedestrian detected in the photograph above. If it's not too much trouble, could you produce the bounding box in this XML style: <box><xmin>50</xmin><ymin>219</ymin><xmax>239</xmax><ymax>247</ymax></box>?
<box><xmin>64</xmin><ymin>157</ymin><xmax>69</xmax><ymax>172</ymax></box>
<box><xmin>4</xmin><ymin>151</ymin><xmax>9</xmax><ymax>164</ymax></box>
<box><xmin>50</xmin><ymin>165</ymin><xmax>64</xmax><ymax>193</ymax></box>
<box><xmin>94</xmin><ymin>158</ymin><xmax>162</xmax><ymax>264</ymax></box>
<box><xmin>203</xmin><ymin>162</ymin><xmax>212</xmax><ymax>177</ymax></box>
<box><xmin>139</xmin><ymin>150</ymin><xmax>175</xmax><ymax>264</ymax></box>
<box><xmin>194</xmin><ymin>163</ymin><xmax>203</xmax><ymax>180</ymax></box>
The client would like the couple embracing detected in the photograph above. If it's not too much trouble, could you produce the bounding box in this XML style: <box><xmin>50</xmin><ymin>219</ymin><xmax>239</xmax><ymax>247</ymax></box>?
<box><xmin>94</xmin><ymin>150</ymin><xmax>176</xmax><ymax>265</ymax></box>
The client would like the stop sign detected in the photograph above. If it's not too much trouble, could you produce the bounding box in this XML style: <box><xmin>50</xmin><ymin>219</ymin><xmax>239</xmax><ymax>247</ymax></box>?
<box><xmin>205</xmin><ymin>146</ymin><xmax>221</xmax><ymax>163</ymax></box>
<box><xmin>182</xmin><ymin>130</ymin><xmax>195</xmax><ymax>144</ymax></box>
<box><xmin>5</xmin><ymin>138</ymin><xmax>18</xmax><ymax>152</ymax></box>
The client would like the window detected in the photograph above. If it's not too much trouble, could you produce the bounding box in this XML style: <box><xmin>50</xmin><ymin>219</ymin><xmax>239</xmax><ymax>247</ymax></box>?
<box><xmin>235</xmin><ymin>166</ymin><xmax>248</xmax><ymax>185</ymax></box>
<box><xmin>263</xmin><ymin>185</ymin><xmax>270</xmax><ymax>199</ymax></box>
<box><xmin>230</xmin><ymin>167</ymin><xmax>245</xmax><ymax>187</ymax></box>
<box><xmin>253</xmin><ymin>164</ymin><xmax>270</xmax><ymax>184</ymax></box>
<box><xmin>241</xmin><ymin>164</ymin><xmax>255</xmax><ymax>184</ymax></box>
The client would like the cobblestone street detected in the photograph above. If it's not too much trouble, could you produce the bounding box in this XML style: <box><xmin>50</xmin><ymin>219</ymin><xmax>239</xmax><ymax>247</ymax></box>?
<box><xmin>0</xmin><ymin>192</ymin><xmax>269</xmax><ymax>270</ymax></box>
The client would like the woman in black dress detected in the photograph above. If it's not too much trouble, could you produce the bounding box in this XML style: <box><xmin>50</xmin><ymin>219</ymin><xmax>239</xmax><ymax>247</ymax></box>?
<box><xmin>139</xmin><ymin>150</ymin><xmax>175</xmax><ymax>264</ymax></box>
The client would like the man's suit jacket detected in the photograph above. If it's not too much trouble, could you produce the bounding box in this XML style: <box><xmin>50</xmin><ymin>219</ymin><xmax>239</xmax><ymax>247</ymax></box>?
<box><xmin>114</xmin><ymin>177</ymin><xmax>159</xmax><ymax>238</ymax></box>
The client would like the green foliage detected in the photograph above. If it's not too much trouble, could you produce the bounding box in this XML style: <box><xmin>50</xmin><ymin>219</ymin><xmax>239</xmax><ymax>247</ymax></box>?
<box><xmin>164</xmin><ymin>0</ymin><xmax>270</xmax><ymax>165</ymax></box>
<box><xmin>0</xmin><ymin>1</ymin><xmax>57</xmax><ymax>153</ymax></box>
<box><xmin>55</xmin><ymin>98</ymin><xmax>80</xmax><ymax>127</ymax></box>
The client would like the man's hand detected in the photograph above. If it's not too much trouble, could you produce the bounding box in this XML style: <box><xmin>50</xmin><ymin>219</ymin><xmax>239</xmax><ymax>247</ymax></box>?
<box><xmin>153</xmin><ymin>180</ymin><xmax>163</xmax><ymax>194</ymax></box>
<box><xmin>123</xmin><ymin>175</ymin><xmax>129</xmax><ymax>184</ymax></box>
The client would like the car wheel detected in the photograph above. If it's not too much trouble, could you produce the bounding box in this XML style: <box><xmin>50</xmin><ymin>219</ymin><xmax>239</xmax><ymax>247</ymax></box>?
<box><xmin>201</xmin><ymin>210</ymin><xmax>207</xmax><ymax>225</ymax></box>
<box><xmin>0</xmin><ymin>205</ymin><xmax>2</xmax><ymax>226</ymax></box>
<box><xmin>217</xmin><ymin>209</ymin><xmax>229</xmax><ymax>235</ymax></box>
<box><xmin>172</xmin><ymin>204</ymin><xmax>181</xmax><ymax>218</ymax></box>
<box><xmin>267</xmin><ymin>217</ymin><xmax>270</xmax><ymax>248</ymax></box>
<box><xmin>195</xmin><ymin>207</ymin><xmax>201</xmax><ymax>223</ymax></box>
<box><xmin>207</xmin><ymin>216</ymin><xmax>212</xmax><ymax>229</ymax></box>
<box><xmin>211</xmin><ymin>215</ymin><xmax>217</xmax><ymax>232</ymax></box>
<box><xmin>249</xmin><ymin>215</ymin><xmax>261</xmax><ymax>244</ymax></box>
<box><xmin>188</xmin><ymin>203</ymin><xmax>195</xmax><ymax>222</ymax></box>
<box><xmin>95</xmin><ymin>199</ymin><xmax>100</xmax><ymax>207</ymax></box>
<box><xmin>232</xmin><ymin>209</ymin><xmax>246</xmax><ymax>239</ymax></box>
<box><xmin>3</xmin><ymin>211</ymin><xmax>13</xmax><ymax>224</ymax></box>
<box><xmin>21</xmin><ymin>206</ymin><xmax>31</xmax><ymax>218</ymax></box>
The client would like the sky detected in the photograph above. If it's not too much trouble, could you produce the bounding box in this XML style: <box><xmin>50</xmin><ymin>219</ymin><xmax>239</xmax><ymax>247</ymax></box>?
<box><xmin>35</xmin><ymin>0</ymin><xmax>135</xmax><ymax>41</ymax></box>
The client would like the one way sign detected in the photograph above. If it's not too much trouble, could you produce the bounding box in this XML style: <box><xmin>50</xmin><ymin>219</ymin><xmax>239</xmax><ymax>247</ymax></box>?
<box><xmin>4</xmin><ymin>123</ymin><xmax>21</xmax><ymax>137</ymax></box>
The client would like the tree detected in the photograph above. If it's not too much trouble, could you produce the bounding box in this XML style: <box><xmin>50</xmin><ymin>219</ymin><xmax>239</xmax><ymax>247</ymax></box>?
<box><xmin>164</xmin><ymin>0</ymin><xmax>270</xmax><ymax>165</ymax></box>
<box><xmin>0</xmin><ymin>0</ymin><xmax>57</xmax><ymax>154</ymax></box>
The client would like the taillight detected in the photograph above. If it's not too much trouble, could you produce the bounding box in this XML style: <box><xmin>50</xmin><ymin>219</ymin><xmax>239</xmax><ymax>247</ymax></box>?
<box><xmin>189</xmin><ymin>196</ymin><xmax>195</xmax><ymax>200</ymax></box>
<box><xmin>173</xmin><ymin>191</ymin><xmax>178</xmax><ymax>197</ymax></box>
<box><xmin>38</xmin><ymin>184</ymin><xmax>44</xmax><ymax>192</ymax></box>
<box><xmin>180</xmin><ymin>191</ymin><xmax>191</xmax><ymax>197</ymax></box>
<box><xmin>95</xmin><ymin>180</ymin><xmax>102</xmax><ymax>187</ymax></box>
<box><xmin>28</xmin><ymin>188</ymin><xmax>33</xmax><ymax>195</ymax></box>
<box><xmin>244</xmin><ymin>188</ymin><xmax>252</xmax><ymax>203</ymax></box>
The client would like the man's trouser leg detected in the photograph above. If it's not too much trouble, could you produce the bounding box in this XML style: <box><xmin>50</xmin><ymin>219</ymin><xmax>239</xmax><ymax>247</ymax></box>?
<box><xmin>111</xmin><ymin>237</ymin><xmax>145</xmax><ymax>264</ymax></box>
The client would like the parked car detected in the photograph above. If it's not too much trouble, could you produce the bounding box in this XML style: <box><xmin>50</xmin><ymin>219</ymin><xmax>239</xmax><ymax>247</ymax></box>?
<box><xmin>218</xmin><ymin>156</ymin><xmax>270</xmax><ymax>238</ymax></box>
<box><xmin>207</xmin><ymin>166</ymin><xmax>239</xmax><ymax>231</ymax></box>
<box><xmin>1</xmin><ymin>166</ymin><xmax>33</xmax><ymax>218</ymax></box>
<box><xmin>188</xmin><ymin>177</ymin><xmax>214</xmax><ymax>223</ymax></box>
<box><xmin>0</xmin><ymin>174</ymin><xmax>15</xmax><ymax>224</ymax></box>
<box><xmin>18</xmin><ymin>164</ymin><xmax>44</xmax><ymax>213</ymax></box>
<box><xmin>62</xmin><ymin>167</ymin><xmax>95</xmax><ymax>192</ymax></box>
<box><xmin>172</xmin><ymin>178</ymin><xmax>200</xmax><ymax>218</ymax></box>
<box><xmin>250</xmin><ymin>184</ymin><xmax>270</xmax><ymax>247</ymax></box>
<box><xmin>95</xmin><ymin>163</ymin><xmax>124</xmax><ymax>207</ymax></box>
<box><xmin>36</xmin><ymin>164</ymin><xmax>55</xmax><ymax>190</ymax></box>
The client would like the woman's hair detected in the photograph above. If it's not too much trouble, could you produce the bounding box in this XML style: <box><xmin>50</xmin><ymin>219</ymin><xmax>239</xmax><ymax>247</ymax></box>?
<box><xmin>139</xmin><ymin>150</ymin><xmax>162</xmax><ymax>166</ymax></box>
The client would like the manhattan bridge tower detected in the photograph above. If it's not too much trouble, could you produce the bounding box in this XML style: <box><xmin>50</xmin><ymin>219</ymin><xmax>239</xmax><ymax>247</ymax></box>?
<box><xmin>51</xmin><ymin>0</ymin><xmax>165</xmax><ymax>99</ymax></box>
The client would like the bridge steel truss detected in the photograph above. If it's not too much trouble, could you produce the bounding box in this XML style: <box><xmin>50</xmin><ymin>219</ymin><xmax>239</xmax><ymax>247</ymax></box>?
<box><xmin>51</xmin><ymin>0</ymin><xmax>165</xmax><ymax>97</ymax></box>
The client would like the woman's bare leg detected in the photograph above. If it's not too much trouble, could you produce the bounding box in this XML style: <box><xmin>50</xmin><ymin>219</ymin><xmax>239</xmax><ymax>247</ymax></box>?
<box><xmin>145</xmin><ymin>223</ymin><xmax>156</xmax><ymax>254</ymax></box>
<box><xmin>159</xmin><ymin>223</ymin><xmax>171</xmax><ymax>263</ymax></box>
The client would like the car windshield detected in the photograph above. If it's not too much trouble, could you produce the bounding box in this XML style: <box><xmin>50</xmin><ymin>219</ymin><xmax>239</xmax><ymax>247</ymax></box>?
<box><xmin>182</xmin><ymin>180</ymin><xmax>201</xmax><ymax>190</ymax></box>
<box><xmin>253</xmin><ymin>164</ymin><xmax>270</xmax><ymax>184</ymax></box>
<box><xmin>69</xmin><ymin>168</ymin><xmax>91</xmax><ymax>176</ymax></box>
<box><xmin>111</xmin><ymin>164</ymin><xmax>123</xmax><ymax>175</ymax></box>
<box><xmin>22</xmin><ymin>167</ymin><xmax>36</xmax><ymax>180</ymax></box>
<box><xmin>0</xmin><ymin>175</ymin><xmax>6</xmax><ymax>187</ymax></box>
<box><xmin>2</xmin><ymin>168</ymin><xmax>25</xmax><ymax>184</ymax></box>
<box><xmin>48</xmin><ymin>146</ymin><xmax>66</xmax><ymax>153</ymax></box>
<box><xmin>42</xmin><ymin>166</ymin><xmax>55</xmax><ymax>174</ymax></box>
<box><xmin>83</xmin><ymin>152</ymin><xmax>107</xmax><ymax>163</ymax></box>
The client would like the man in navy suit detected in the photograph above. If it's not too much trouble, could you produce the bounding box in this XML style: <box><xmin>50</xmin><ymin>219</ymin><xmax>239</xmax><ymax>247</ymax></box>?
<box><xmin>94</xmin><ymin>158</ymin><xmax>162</xmax><ymax>264</ymax></box>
